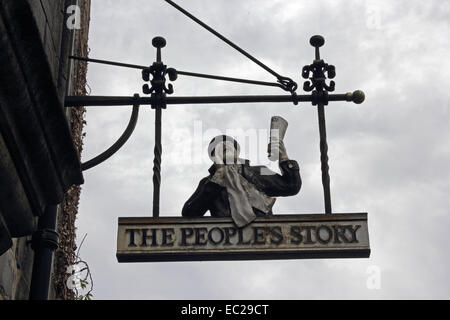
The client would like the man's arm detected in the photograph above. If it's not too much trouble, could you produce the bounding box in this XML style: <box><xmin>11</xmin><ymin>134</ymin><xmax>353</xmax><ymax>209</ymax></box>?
<box><xmin>182</xmin><ymin>177</ymin><xmax>221</xmax><ymax>217</ymax></box>
<box><xmin>255</xmin><ymin>160</ymin><xmax>302</xmax><ymax>197</ymax></box>
<box><xmin>253</xmin><ymin>140</ymin><xmax>302</xmax><ymax>197</ymax></box>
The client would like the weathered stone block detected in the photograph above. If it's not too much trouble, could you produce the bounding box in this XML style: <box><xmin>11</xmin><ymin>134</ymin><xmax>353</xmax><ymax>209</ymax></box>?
<box><xmin>0</xmin><ymin>242</ymin><xmax>19</xmax><ymax>299</ymax></box>
<box><xmin>14</xmin><ymin>236</ymin><xmax>35</xmax><ymax>287</ymax></box>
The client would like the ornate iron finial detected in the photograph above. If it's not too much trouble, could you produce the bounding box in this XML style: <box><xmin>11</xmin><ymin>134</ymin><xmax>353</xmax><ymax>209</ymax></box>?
<box><xmin>309</xmin><ymin>35</ymin><xmax>324</xmax><ymax>50</ymax></box>
<box><xmin>302</xmin><ymin>35</ymin><xmax>336</xmax><ymax>104</ymax></box>
<box><xmin>142</xmin><ymin>36</ymin><xmax>178</xmax><ymax>101</ymax></box>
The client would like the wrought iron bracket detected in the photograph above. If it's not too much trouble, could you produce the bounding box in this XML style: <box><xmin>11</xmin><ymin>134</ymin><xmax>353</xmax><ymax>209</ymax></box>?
<box><xmin>80</xmin><ymin>94</ymin><xmax>140</xmax><ymax>171</ymax></box>
<box><xmin>65</xmin><ymin>31</ymin><xmax>366</xmax><ymax>217</ymax></box>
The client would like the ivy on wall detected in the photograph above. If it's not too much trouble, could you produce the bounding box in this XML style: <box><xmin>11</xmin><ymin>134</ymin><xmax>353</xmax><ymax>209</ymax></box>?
<box><xmin>53</xmin><ymin>0</ymin><xmax>91</xmax><ymax>300</ymax></box>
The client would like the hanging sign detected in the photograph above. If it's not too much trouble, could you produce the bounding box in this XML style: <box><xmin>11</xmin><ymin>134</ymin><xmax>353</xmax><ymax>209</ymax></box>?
<box><xmin>116</xmin><ymin>213</ymin><xmax>370</xmax><ymax>262</ymax></box>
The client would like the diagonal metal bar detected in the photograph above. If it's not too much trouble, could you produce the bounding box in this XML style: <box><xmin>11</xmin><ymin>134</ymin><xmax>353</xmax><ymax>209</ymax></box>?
<box><xmin>164</xmin><ymin>0</ymin><xmax>297</xmax><ymax>92</ymax></box>
<box><xmin>69</xmin><ymin>55</ymin><xmax>146</xmax><ymax>70</ymax></box>
<box><xmin>176</xmin><ymin>70</ymin><xmax>285</xmax><ymax>89</ymax></box>
<box><xmin>69</xmin><ymin>55</ymin><xmax>286</xmax><ymax>89</ymax></box>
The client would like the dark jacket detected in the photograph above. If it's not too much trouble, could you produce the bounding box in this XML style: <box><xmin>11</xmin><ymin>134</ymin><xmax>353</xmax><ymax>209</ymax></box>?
<box><xmin>182</xmin><ymin>159</ymin><xmax>301</xmax><ymax>218</ymax></box>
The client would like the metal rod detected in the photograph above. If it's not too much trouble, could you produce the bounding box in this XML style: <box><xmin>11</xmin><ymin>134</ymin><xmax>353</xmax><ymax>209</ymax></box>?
<box><xmin>153</xmin><ymin>106</ymin><xmax>162</xmax><ymax>218</ymax></box>
<box><xmin>317</xmin><ymin>103</ymin><xmax>332</xmax><ymax>214</ymax></box>
<box><xmin>65</xmin><ymin>93</ymin><xmax>355</xmax><ymax>107</ymax></box>
<box><xmin>68</xmin><ymin>56</ymin><xmax>285</xmax><ymax>89</ymax></box>
<box><xmin>167</xmin><ymin>95</ymin><xmax>304</xmax><ymax>104</ymax></box>
<box><xmin>151</xmin><ymin>37</ymin><xmax>164</xmax><ymax>218</ymax></box>
<box><xmin>315</xmin><ymin>47</ymin><xmax>320</xmax><ymax>61</ymax></box>
<box><xmin>69</xmin><ymin>55</ymin><xmax>147</xmax><ymax>70</ymax></box>
<box><xmin>177</xmin><ymin>70</ymin><xmax>284</xmax><ymax>89</ymax></box>
<box><xmin>164</xmin><ymin>0</ymin><xmax>295</xmax><ymax>87</ymax></box>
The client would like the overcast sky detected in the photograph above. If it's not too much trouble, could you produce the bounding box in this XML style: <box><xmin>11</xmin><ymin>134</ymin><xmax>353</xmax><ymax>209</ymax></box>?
<box><xmin>75</xmin><ymin>0</ymin><xmax>450</xmax><ymax>299</ymax></box>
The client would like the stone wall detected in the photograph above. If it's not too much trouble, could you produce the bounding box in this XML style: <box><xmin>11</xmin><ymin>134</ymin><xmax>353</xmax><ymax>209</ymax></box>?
<box><xmin>0</xmin><ymin>238</ymin><xmax>34</xmax><ymax>300</ymax></box>
<box><xmin>0</xmin><ymin>0</ymin><xmax>90</xmax><ymax>300</ymax></box>
<box><xmin>52</xmin><ymin>0</ymin><xmax>90</xmax><ymax>299</ymax></box>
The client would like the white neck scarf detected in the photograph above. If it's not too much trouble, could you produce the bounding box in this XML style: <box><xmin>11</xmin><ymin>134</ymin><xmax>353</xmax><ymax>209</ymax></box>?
<box><xmin>210</xmin><ymin>164</ymin><xmax>276</xmax><ymax>227</ymax></box>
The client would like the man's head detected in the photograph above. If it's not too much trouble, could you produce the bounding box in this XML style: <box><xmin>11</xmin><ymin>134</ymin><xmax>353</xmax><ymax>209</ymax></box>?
<box><xmin>208</xmin><ymin>135</ymin><xmax>240</xmax><ymax>164</ymax></box>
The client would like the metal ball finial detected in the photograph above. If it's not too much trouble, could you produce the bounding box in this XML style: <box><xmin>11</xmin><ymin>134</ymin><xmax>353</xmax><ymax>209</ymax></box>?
<box><xmin>310</xmin><ymin>35</ymin><xmax>325</xmax><ymax>48</ymax></box>
<box><xmin>352</xmin><ymin>90</ymin><xmax>365</xmax><ymax>104</ymax></box>
<box><xmin>152</xmin><ymin>36</ymin><xmax>166</xmax><ymax>48</ymax></box>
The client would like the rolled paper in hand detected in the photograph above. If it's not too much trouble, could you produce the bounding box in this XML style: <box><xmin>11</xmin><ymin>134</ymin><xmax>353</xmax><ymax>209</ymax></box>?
<box><xmin>269</xmin><ymin>116</ymin><xmax>288</xmax><ymax>161</ymax></box>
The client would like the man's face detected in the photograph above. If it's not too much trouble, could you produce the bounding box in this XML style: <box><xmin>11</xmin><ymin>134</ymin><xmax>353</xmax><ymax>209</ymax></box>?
<box><xmin>212</xmin><ymin>141</ymin><xmax>238</xmax><ymax>164</ymax></box>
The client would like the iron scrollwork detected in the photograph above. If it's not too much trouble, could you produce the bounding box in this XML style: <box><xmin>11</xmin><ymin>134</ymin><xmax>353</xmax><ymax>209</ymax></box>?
<box><xmin>301</xmin><ymin>35</ymin><xmax>336</xmax><ymax>105</ymax></box>
<box><xmin>141</xmin><ymin>36</ymin><xmax>177</xmax><ymax>110</ymax></box>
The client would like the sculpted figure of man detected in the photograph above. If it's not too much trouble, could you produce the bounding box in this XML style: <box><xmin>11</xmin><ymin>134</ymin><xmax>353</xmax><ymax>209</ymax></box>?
<box><xmin>182</xmin><ymin>133</ymin><xmax>301</xmax><ymax>227</ymax></box>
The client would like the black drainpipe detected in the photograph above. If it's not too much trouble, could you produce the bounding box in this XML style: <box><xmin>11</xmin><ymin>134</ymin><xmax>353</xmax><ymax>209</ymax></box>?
<box><xmin>29</xmin><ymin>204</ymin><xmax>59</xmax><ymax>300</ymax></box>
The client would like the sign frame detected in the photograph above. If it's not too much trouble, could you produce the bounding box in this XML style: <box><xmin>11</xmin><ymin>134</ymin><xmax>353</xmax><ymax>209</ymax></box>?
<box><xmin>117</xmin><ymin>213</ymin><xmax>370</xmax><ymax>262</ymax></box>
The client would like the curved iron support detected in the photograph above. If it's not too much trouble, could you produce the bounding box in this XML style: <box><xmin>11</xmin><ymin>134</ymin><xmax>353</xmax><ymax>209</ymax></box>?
<box><xmin>81</xmin><ymin>94</ymin><xmax>140</xmax><ymax>171</ymax></box>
